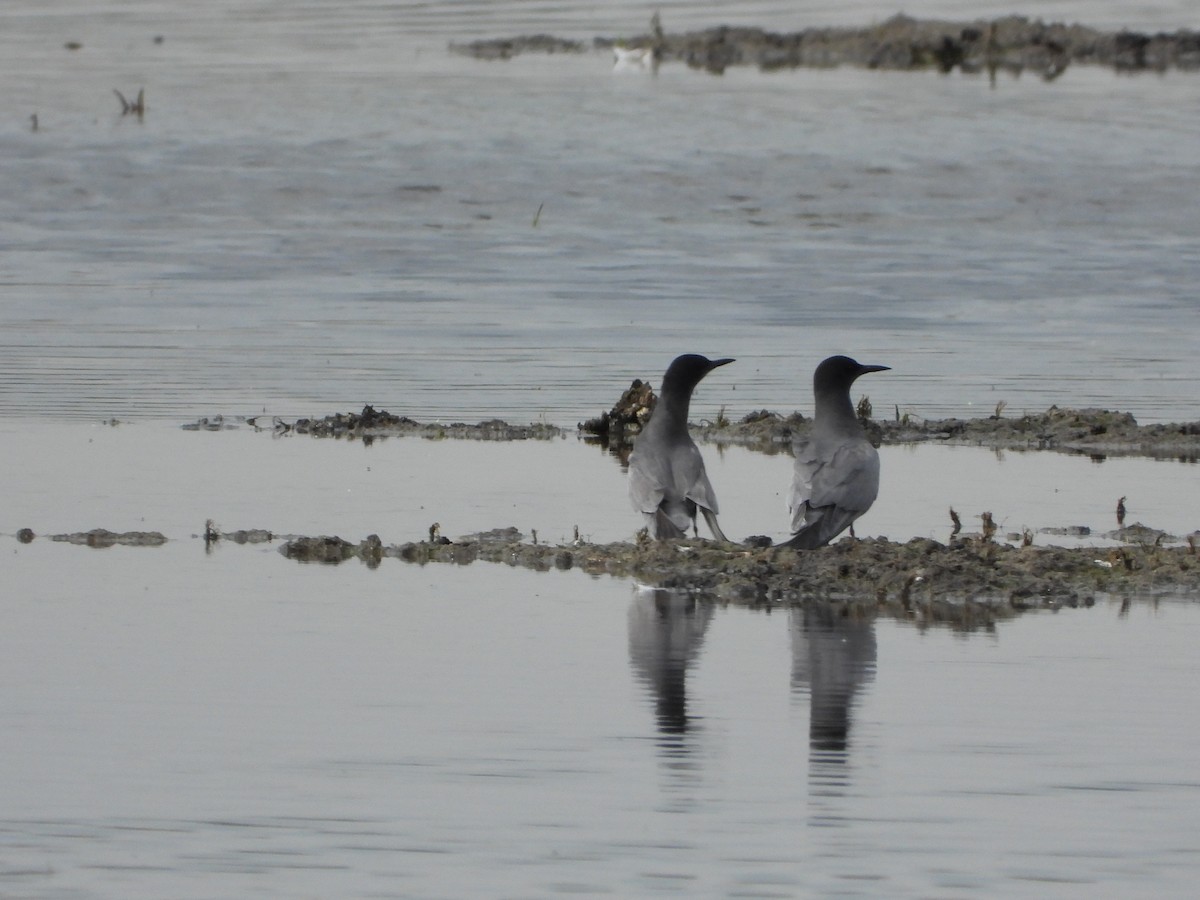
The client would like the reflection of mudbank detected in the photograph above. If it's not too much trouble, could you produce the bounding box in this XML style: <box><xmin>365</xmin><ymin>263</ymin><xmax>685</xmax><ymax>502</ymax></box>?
<box><xmin>453</xmin><ymin>14</ymin><xmax>1200</xmax><ymax>78</ymax></box>
<box><xmin>628</xmin><ymin>589</ymin><xmax>713</xmax><ymax>748</ymax></box>
<box><xmin>790</xmin><ymin>604</ymin><xmax>876</xmax><ymax>756</ymax></box>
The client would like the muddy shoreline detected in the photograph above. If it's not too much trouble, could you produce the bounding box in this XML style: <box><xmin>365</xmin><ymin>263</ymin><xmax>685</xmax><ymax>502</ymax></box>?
<box><xmin>184</xmin><ymin>402</ymin><xmax>1200</xmax><ymax>460</ymax></box>
<box><xmin>15</xmin><ymin>519</ymin><xmax>1197</xmax><ymax>627</ymax></box>
<box><xmin>199</xmin><ymin>400</ymin><xmax>1200</xmax><ymax>617</ymax></box>
<box><xmin>16</xmin><ymin>404</ymin><xmax>1196</xmax><ymax>626</ymax></box>
<box><xmin>691</xmin><ymin>406</ymin><xmax>1200</xmax><ymax>461</ymax></box>
<box><xmin>582</xmin><ymin>383</ymin><xmax>1200</xmax><ymax>460</ymax></box>
<box><xmin>450</xmin><ymin>13</ymin><xmax>1200</xmax><ymax>78</ymax></box>
<box><xmin>272</xmin><ymin>528</ymin><xmax>1200</xmax><ymax>628</ymax></box>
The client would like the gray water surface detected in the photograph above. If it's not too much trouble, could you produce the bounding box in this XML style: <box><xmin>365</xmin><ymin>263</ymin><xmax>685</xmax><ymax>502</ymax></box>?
<box><xmin>3</xmin><ymin>1</ymin><xmax>1200</xmax><ymax>896</ymax></box>
<box><xmin>2</xmin><ymin>0</ymin><xmax>1198</xmax><ymax>424</ymax></box>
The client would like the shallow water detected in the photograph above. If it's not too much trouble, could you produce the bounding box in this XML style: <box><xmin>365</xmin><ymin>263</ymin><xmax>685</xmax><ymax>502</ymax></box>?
<box><xmin>3</xmin><ymin>421</ymin><xmax>1197</xmax><ymax>547</ymax></box>
<box><xmin>3</xmin><ymin>0</ymin><xmax>1200</xmax><ymax>895</ymax></box>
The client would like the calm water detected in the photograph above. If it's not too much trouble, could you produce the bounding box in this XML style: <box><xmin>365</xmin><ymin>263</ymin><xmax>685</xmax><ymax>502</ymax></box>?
<box><xmin>4</xmin><ymin>535</ymin><xmax>1200</xmax><ymax>898</ymax></box>
<box><xmin>1</xmin><ymin>0</ymin><xmax>1198</xmax><ymax>423</ymax></box>
<box><xmin>3</xmin><ymin>1</ymin><xmax>1200</xmax><ymax>896</ymax></box>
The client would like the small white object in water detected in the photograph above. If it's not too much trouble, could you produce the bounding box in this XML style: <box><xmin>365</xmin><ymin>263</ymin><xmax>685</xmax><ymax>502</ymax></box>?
<box><xmin>612</xmin><ymin>45</ymin><xmax>658</xmax><ymax>72</ymax></box>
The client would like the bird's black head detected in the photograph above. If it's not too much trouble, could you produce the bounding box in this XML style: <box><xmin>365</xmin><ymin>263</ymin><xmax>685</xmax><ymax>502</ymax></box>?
<box><xmin>661</xmin><ymin>354</ymin><xmax>735</xmax><ymax>397</ymax></box>
<box><xmin>813</xmin><ymin>355</ymin><xmax>890</xmax><ymax>394</ymax></box>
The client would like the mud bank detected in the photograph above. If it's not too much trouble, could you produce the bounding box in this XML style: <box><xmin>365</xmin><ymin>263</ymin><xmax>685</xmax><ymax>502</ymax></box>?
<box><xmin>276</xmin><ymin>526</ymin><xmax>1200</xmax><ymax>622</ymax></box>
<box><xmin>579</xmin><ymin>385</ymin><xmax>1200</xmax><ymax>460</ymax></box>
<box><xmin>451</xmin><ymin>14</ymin><xmax>1200</xmax><ymax>77</ymax></box>
<box><xmin>183</xmin><ymin>407</ymin><xmax>564</xmax><ymax>441</ymax></box>
<box><xmin>181</xmin><ymin>401</ymin><xmax>1200</xmax><ymax>459</ymax></box>
<box><xmin>693</xmin><ymin>406</ymin><xmax>1200</xmax><ymax>460</ymax></box>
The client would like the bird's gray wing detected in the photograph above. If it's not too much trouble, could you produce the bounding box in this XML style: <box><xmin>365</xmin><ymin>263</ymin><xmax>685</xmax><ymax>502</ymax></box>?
<box><xmin>787</xmin><ymin>435</ymin><xmax>821</xmax><ymax>531</ymax></box>
<box><xmin>789</xmin><ymin>440</ymin><xmax>879</xmax><ymax>545</ymax></box>
<box><xmin>629</xmin><ymin>450</ymin><xmax>664</xmax><ymax>515</ymax></box>
<box><xmin>810</xmin><ymin>440</ymin><xmax>879</xmax><ymax>513</ymax></box>
<box><xmin>629</xmin><ymin>447</ymin><xmax>692</xmax><ymax>538</ymax></box>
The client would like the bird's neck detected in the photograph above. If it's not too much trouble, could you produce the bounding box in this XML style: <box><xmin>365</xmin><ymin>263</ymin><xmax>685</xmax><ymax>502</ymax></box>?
<box><xmin>816</xmin><ymin>393</ymin><xmax>860</xmax><ymax>433</ymax></box>
<box><xmin>653</xmin><ymin>395</ymin><xmax>691</xmax><ymax>435</ymax></box>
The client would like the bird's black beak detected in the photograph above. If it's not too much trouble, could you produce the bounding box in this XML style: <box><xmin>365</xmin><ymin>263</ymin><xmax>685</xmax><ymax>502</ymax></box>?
<box><xmin>858</xmin><ymin>363</ymin><xmax>890</xmax><ymax>374</ymax></box>
<box><xmin>709</xmin><ymin>357</ymin><xmax>735</xmax><ymax>370</ymax></box>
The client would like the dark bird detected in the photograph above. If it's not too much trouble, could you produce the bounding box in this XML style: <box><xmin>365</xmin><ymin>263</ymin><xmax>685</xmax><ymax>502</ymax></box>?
<box><xmin>629</xmin><ymin>354</ymin><xmax>734</xmax><ymax>541</ymax></box>
<box><xmin>786</xmin><ymin>355</ymin><xmax>890</xmax><ymax>549</ymax></box>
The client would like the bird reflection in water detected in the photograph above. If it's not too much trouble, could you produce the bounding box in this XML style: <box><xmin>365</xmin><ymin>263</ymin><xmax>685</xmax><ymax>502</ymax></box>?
<box><xmin>627</xmin><ymin>588</ymin><xmax>713</xmax><ymax>791</ymax></box>
<box><xmin>628</xmin><ymin>590</ymin><xmax>877</xmax><ymax>817</ymax></box>
<box><xmin>790</xmin><ymin>602</ymin><xmax>877</xmax><ymax>822</ymax></box>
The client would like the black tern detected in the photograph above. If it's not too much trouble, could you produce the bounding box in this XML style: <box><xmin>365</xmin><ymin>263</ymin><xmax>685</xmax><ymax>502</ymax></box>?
<box><xmin>786</xmin><ymin>355</ymin><xmax>890</xmax><ymax>550</ymax></box>
<box><xmin>628</xmin><ymin>354</ymin><xmax>734</xmax><ymax>541</ymax></box>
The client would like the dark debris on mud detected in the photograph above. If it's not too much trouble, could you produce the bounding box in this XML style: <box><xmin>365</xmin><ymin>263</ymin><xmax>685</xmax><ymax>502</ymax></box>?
<box><xmin>577</xmin><ymin>379</ymin><xmax>656</xmax><ymax>447</ymax></box>
<box><xmin>182</xmin><ymin>406</ymin><xmax>565</xmax><ymax>442</ymax></box>
<box><xmin>284</xmin><ymin>406</ymin><xmax>560</xmax><ymax>441</ymax></box>
<box><xmin>452</xmin><ymin>13</ymin><xmax>1200</xmax><ymax>78</ymax></box>
<box><xmin>279</xmin><ymin>528</ymin><xmax>1200</xmax><ymax>627</ymax></box>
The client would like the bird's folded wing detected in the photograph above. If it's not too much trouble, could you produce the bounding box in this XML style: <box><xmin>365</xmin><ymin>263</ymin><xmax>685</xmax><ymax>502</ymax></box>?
<box><xmin>812</xmin><ymin>441</ymin><xmax>879</xmax><ymax>512</ymax></box>
<box><xmin>628</xmin><ymin>460</ymin><xmax>666</xmax><ymax>516</ymax></box>
<box><xmin>788</xmin><ymin>437</ymin><xmax>820</xmax><ymax>529</ymax></box>
<box><xmin>790</xmin><ymin>439</ymin><xmax>878</xmax><ymax>533</ymax></box>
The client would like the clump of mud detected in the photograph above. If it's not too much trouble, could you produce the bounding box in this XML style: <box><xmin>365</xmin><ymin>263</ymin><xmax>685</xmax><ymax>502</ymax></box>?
<box><xmin>25</xmin><ymin>528</ymin><xmax>169</xmax><ymax>547</ymax></box>
<box><xmin>203</xmin><ymin>520</ymin><xmax>275</xmax><ymax>550</ymax></box>
<box><xmin>450</xmin><ymin>34</ymin><xmax>586</xmax><ymax>60</ymax></box>
<box><xmin>284</xmin><ymin>534</ymin><xmax>385</xmax><ymax>567</ymax></box>
<box><xmin>286</xmin><ymin>406</ymin><xmax>563</xmax><ymax>441</ymax></box>
<box><xmin>454</xmin><ymin>13</ymin><xmax>1200</xmax><ymax>78</ymax></box>
<box><xmin>578</xmin><ymin>379</ymin><xmax>656</xmax><ymax>447</ymax></box>
<box><xmin>181</xmin><ymin>415</ymin><xmax>240</xmax><ymax>431</ymax></box>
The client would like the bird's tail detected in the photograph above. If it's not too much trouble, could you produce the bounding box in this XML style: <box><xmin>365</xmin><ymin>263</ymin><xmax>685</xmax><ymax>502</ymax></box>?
<box><xmin>782</xmin><ymin>525</ymin><xmax>828</xmax><ymax>550</ymax></box>
<box><xmin>652</xmin><ymin>508</ymin><xmax>688</xmax><ymax>540</ymax></box>
<box><xmin>784</xmin><ymin>506</ymin><xmax>860</xmax><ymax>550</ymax></box>
<box><xmin>700</xmin><ymin>508</ymin><xmax>731</xmax><ymax>543</ymax></box>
